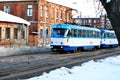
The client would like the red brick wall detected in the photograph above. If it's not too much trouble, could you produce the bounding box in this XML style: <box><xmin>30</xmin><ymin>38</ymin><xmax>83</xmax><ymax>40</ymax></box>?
<box><xmin>0</xmin><ymin>22</ymin><xmax>28</xmax><ymax>47</ymax></box>
<box><xmin>0</xmin><ymin>1</ymin><xmax>38</xmax><ymax>21</ymax></box>
<box><xmin>38</xmin><ymin>0</ymin><xmax>72</xmax><ymax>24</ymax></box>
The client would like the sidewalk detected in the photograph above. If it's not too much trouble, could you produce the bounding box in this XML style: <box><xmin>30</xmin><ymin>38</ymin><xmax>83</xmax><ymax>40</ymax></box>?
<box><xmin>0</xmin><ymin>46</ymin><xmax>51</xmax><ymax>57</ymax></box>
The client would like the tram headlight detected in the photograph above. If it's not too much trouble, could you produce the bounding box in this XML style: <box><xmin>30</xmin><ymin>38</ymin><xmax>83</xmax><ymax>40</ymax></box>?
<box><xmin>61</xmin><ymin>46</ymin><xmax>63</xmax><ymax>48</ymax></box>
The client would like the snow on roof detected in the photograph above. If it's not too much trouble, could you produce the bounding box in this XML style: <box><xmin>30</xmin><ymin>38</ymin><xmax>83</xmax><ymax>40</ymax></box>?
<box><xmin>0</xmin><ymin>11</ymin><xmax>30</xmax><ymax>26</ymax></box>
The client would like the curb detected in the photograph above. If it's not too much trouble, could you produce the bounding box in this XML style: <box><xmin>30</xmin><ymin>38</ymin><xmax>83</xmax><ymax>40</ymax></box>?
<box><xmin>0</xmin><ymin>46</ymin><xmax>51</xmax><ymax>57</ymax></box>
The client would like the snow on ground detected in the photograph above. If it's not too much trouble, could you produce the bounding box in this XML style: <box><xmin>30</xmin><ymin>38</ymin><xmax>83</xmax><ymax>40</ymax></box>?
<box><xmin>24</xmin><ymin>55</ymin><xmax>120</xmax><ymax>80</ymax></box>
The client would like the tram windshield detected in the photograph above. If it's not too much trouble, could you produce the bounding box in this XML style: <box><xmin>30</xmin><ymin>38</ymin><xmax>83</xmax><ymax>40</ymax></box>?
<box><xmin>51</xmin><ymin>28</ymin><xmax>67</xmax><ymax>38</ymax></box>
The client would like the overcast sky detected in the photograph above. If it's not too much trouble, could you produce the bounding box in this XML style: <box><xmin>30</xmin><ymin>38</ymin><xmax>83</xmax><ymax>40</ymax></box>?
<box><xmin>46</xmin><ymin>0</ymin><xmax>106</xmax><ymax>18</ymax></box>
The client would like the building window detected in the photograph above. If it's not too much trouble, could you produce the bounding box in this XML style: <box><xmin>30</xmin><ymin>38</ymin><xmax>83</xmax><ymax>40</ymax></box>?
<box><xmin>89</xmin><ymin>19</ymin><xmax>91</xmax><ymax>23</ymax></box>
<box><xmin>97</xmin><ymin>20</ymin><xmax>99</xmax><ymax>23</ymax></box>
<box><xmin>6</xmin><ymin>28</ymin><xmax>10</xmax><ymax>40</ymax></box>
<box><xmin>45</xmin><ymin>6</ymin><xmax>49</xmax><ymax>18</ymax></box>
<box><xmin>46</xmin><ymin>29</ymin><xmax>48</xmax><ymax>38</ymax></box>
<box><xmin>85</xmin><ymin>20</ymin><xmax>87</xmax><ymax>23</ymax></box>
<box><xmin>21</xmin><ymin>30</ymin><xmax>25</xmax><ymax>39</ymax></box>
<box><xmin>63</xmin><ymin>11</ymin><xmax>66</xmax><ymax>21</ymax></box>
<box><xmin>0</xmin><ymin>27</ymin><xmax>1</xmax><ymax>40</ymax></box>
<box><xmin>51</xmin><ymin>7</ymin><xmax>54</xmax><ymax>19</ymax></box>
<box><xmin>4</xmin><ymin>5</ymin><xmax>10</xmax><ymax>13</ymax></box>
<box><xmin>40</xmin><ymin>5</ymin><xmax>44</xmax><ymax>17</ymax></box>
<box><xmin>94</xmin><ymin>20</ymin><xmax>96</xmax><ymax>23</ymax></box>
<box><xmin>55</xmin><ymin>9</ymin><xmax>59</xmax><ymax>19</ymax></box>
<box><xmin>40</xmin><ymin>29</ymin><xmax>43</xmax><ymax>39</ymax></box>
<box><xmin>27</xmin><ymin>5</ymin><xmax>32</xmax><ymax>16</ymax></box>
<box><xmin>14</xmin><ymin>28</ymin><xmax>18</xmax><ymax>39</ymax></box>
<box><xmin>60</xmin><ymin>10</ymin><xmax>62</xmax><ymax>20</ymax></box>
<box><xmin>68</xmin><ymin>12</ymin><xmax>71</xmax><ymax>21</ymax></box>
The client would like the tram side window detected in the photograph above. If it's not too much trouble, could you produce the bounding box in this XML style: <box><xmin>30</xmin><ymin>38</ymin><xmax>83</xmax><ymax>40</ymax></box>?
<box><xmin>92</xmin><ymin>31</ymin><xmax>95</xmax><ymax>38</ymax></box>
<box><xmin>106</xmin><ymin>33</ymin><xmax>109</xmax><ymax>38</ymax></box>
<box><xmin>93</xmin><ymin>31</ymin><xmax>99</xmax><ymax>38</ymax></box>
<box><xmin>114</xmin><ymin>34</ymin><xmax>117</xmax><ymax>38</ymax></box>
<box><xmin>86</xmin><ymin>30</ymin><xmax>89</xmax><ymax>38</ymax></box>
<box><xmin>113</xmin><ymin>34</ymin><xmax>116</xmax><ymax>38</ymax></box>
<box><xmin>87</xmin><ymin>30</ymin><xmax>92</xmax><ymax>38</ymax></box>
<box><xmin>78</xmin><ymin>30</ymin><xmax>82</xmax><ymax>37</ymax></box>
<box><xmin>103</xmin><ymin>33</ymin><xmax>106</xmax><ymax>38</ymax></box>
<box><xmin>71</xmin><ymin>29</ymin><xmax>77</xmax><ymax>37</ymax></box>
<box><xmin>81</xmin><ymin>30</ymin><xmax>86</xmax><ymax>38</ymax></box>
<box><xmin>110</xmin><ymin>33</ymin><xmax>114</xmax><ymax>38</ymax></box>
<box><xmin>89</xmin><ymin>31</ymin><xmax>93</xmax><ymax>38</ymax></box>
<box><xmin>96</xmin><ymin>32</ymin><xmax>100</xmax><ymax>38</ymax></box>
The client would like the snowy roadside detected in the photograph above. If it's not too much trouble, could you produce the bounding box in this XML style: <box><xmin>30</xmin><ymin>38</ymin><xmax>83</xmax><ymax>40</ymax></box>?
<box><xmin>0</xmin><ymin>45</ymin><xmax>51</xmax><ymax>57</ymax></box>
<box><xmin>25</xmin><ymin>55</ymin><xmax>120</xmax><ymax>80</ymax></box>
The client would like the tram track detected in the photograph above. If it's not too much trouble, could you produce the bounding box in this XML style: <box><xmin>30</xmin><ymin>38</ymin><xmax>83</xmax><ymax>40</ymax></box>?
<box><xmin>0</xmin><ymin>47</ymin><xmax>120</xmax><ymax>80</ymax></box>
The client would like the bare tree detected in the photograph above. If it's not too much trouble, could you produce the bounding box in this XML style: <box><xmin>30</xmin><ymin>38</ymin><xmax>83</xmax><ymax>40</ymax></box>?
<box><xmin>99</xmin><ymin>0</ymin><xmax>120</xmax><ymax>45</ymax></box>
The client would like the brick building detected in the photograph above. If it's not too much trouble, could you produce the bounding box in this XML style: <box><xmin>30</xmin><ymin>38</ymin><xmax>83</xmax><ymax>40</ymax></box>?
<box><xmin>73</xmin><ymin>15</ymin><xmax>112</xmax><ymax>29</ymax></box>
<box><xmin>0</xmin><ymin>11</ymin><xmax>30</xmax><ymax>47</ymax></box>
<box><xmin>0</xmin><ymin>0</ymin><xmax>72</xmax><ymax>46</ymax></box>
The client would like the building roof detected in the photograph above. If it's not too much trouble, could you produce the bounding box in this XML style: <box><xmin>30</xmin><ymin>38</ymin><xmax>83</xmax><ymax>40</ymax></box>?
<box><xmin>0</xmin><ymin>11</ymin><xmax>30</xmax><ymax>26</ymax></box>
<box><xmin>0</xmin><ymin>0</ymin><xmax>37</xmax><ymax>2</ymax></box>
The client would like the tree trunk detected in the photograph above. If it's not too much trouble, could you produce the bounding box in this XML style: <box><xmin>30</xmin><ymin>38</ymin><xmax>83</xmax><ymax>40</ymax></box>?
<box><xmin>100</xmin><ymin>0</ymin><xmax>120</xmax><ymax>45</ymax></box>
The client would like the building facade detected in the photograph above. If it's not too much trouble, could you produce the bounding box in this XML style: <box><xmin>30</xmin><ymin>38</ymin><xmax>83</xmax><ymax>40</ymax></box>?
<box><xmin>0</xmin><ymin>11</ymin><xmax>30</xmax><ymax>47</ymax></box>
<box><xmin>0</xmin><ymin>0</ymin><xmax>72</xmax><ymax>46</ymax></box>
<box><xmin>73</xmin><ymin>15</ymin><xmax>112</xmax><ymax>29</ymax></box>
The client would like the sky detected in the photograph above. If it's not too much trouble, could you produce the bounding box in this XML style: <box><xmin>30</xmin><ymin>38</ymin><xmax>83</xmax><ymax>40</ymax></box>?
<box><xmin>46</xmin><ymin>0</ymin><xmax>106</xmax><ymax>18</ymax></box>
<box><xmin>24</xmin><ymin>54</ymin><xmax>120</xmax><ymax>80</ymax></box>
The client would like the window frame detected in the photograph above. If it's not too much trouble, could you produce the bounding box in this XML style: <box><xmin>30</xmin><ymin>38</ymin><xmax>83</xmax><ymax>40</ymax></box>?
<box><xmin>6</xmin><ymin>27</ymin><xmax>10</xmax><ymax>40</ymax></box>
<box><xmin>40</xmin><ymin>5</ymin><xmax>44</xmax><ymax>17</ymax></box>
<box><xmin>0</xmin><ymin>27</ymin><xmax>1</xmax><ymax>40</ymax></box>
<box><xmin>27</xmin><ymin>5</ymin><xmax>33</xmax><ymax>16</ymax></box>
<box><xmin>14</xmin><ymin>28</ymin><xmax>18</xmax><ymax>39</ymax></box>
<box><xmin>4</xmin><ymin>5</ymin><xmax>10</xmax><ymax>13</ymax></box>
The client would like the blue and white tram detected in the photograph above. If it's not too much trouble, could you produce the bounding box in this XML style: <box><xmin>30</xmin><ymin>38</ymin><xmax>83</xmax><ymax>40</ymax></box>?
<box><xmin>50</xmin><ymin>24</ymin><xmax>101</xmax><ymax>52</ymax></box>
<box><xmin>100</xmin><ymin>29</ymin><xmax>119</xmax><ymax>48</ymax></box>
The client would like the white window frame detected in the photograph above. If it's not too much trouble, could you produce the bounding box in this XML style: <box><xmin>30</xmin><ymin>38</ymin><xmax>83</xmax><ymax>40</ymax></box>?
<box><xmin>27</xmin><ymin>5</ymin><xmax>33</xmax><ymax>16</ymax></box>
<box><xmin>60</xmin><ymin>10</ymin><xmax>62</xmax><ymax>20</ymax></box>
<box><xmin>4</xmin><ymin>5</ymin><xmax>10</xmax><ymax>13</ymax></box>
<box><xmin>55</xmin><ymin>9</ymin><xmax>59</xmax><ymax>19</ymax></box>
<box><xmin>40</xmin><ymin>5</ymin><xmax>43</xmax><ymax>17</ymax></box>
<box><xmin>45</xmin><ymin>6</ymin><xmax>49</xmax><ymax>18</ymax></box>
